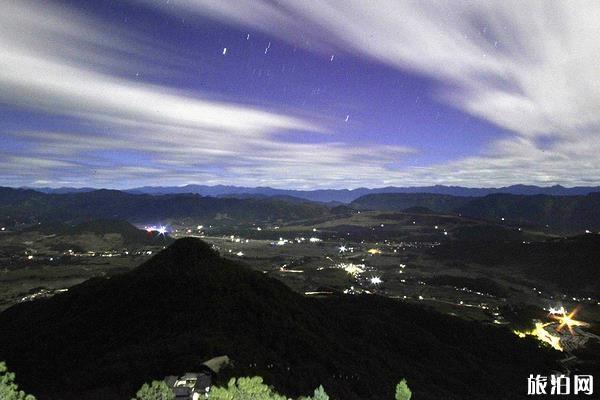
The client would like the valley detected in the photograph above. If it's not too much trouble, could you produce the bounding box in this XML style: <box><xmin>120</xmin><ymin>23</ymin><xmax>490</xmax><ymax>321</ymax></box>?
<box><xmin>1</xmin><ymin>188</ymin><xmax>599</xmax><ymax>399</ymax></box>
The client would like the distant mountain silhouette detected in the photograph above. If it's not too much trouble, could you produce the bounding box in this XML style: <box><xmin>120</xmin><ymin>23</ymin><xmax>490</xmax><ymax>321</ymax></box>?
<box><xmin>31</xmin><ymin>186</ymin><xmax>97</xmax><ymax>194</ymax></box>
<box><xmin>5</xmin><ymin>187</ymin><xmax>600</xmax><ymax>233</ymax></box>
<box><xmin>28</xmin><ymin>184</ymin><xmax>600</xmax><ymax>203</ymax></box>
<box><xmin>0</xmin><ymin>238</ymin><xmax>557</xmax><ymax>400</ymax></box>
<box><xmin>0</xmin><ymin>188</ymin><xmax>330</xmax><ymax>224</ymax></box>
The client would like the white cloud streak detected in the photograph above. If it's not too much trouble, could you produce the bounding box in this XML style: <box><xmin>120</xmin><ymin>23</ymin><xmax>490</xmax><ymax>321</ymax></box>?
<box><xmin>0</xmin><ymin>1</ymin><xmax>320</xmax><ymax>137</ymax></box>
<box><xmin>0</xmin><ymin>0</ymin><xmax>423</xmax><ymax>189</ymax></box>
<box><xmin>149</xmin><ymin>0</ymin><xmax>600</xmax><ymax>186</ymax></box>
<box><xmin>3</xmin><ymin>0</ymin><xmax>600</xmax><ymax>188</ymax></box>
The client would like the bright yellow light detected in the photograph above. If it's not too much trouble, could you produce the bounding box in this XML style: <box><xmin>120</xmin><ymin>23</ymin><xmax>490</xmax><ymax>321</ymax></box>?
<box><xmin>514</xmin><ymin>308</ymin><xmax>590</xmax><ymax>351</ymax></box>
<box><xmin>513</xmin><ymin>322</ymin><xmax>563</xmax><ymax>351</ymax></box>
<box><xmin>552</xmin><ymin>309</ymin><xmax>588</xmax><ymax>333</ymax></box>
<box><xmin>367</xmin><ymin>248</ymin><xmax>381</xmax><ymax>255</ymax></box>
<box><xmin>533</xmin><ymin>322</ymin><xmax>563</xmax><ymax>351</ymax></box>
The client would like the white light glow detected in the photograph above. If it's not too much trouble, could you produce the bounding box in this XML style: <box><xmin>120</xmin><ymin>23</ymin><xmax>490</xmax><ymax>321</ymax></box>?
<box><xmin>370</xmin><ymin>276</ymin><xmax>382</xmax><ymax>285</ymax></box>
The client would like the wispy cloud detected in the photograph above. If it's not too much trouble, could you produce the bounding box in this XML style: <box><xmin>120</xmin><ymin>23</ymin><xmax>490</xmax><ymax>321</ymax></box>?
<box><xmin>3</xmin><ymin>0</ymin><xmax>600</xmax><ymax>188</ymax></box>
<box><xmin>0</xmin><ymin>1</ymin><xmax>319</xmax><ymax>136</ymax></box>
<box><xmin>0</xmin><ymin>0</ymin><xmax>421</xmax><ymax>188</ymax></box>
<box><xmin>6</xmin><ymin>129</ymin><xmax>415</xmax><ymax>188</ymax></box>
<box><xmin>149</xmin><ymin>0</ymin><xmax>600</xmax><ymax>186</ymax></box>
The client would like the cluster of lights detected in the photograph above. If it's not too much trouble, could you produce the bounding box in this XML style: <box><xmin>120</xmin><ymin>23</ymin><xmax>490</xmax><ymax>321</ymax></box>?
<box><xmin>548</xmin><ymin>306</ymin><xmax>566</xmax><ymax>315</ymax></box>
<box><xmin>145</xmin><ymin>225</ymin><xmax>168</xmax><ymax>235</ymax></box>
<box><xmin>514</xmin><ymin>307</ymin><xmax>590</xmax><ymax>351</ymax></box>
<box><xmin>335</xmin><ymin>263</ymin><xmax>365</xmax><ymax>277</ymax></box>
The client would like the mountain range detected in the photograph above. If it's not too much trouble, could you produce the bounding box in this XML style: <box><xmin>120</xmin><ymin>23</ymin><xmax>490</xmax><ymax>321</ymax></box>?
<box><xmin>30</xmin><ymin>184</ymin><xmax>600</xmax><ymax>203</ymax></box>
<box><xmin>3</xmin><ymin>187</ymin><xmax>600</xmax><ymax>233</ymax></box>
<box><xmin>0</xmin><ymin>187</ymin><xmax>329</xmax><ymax>225</ymax></box>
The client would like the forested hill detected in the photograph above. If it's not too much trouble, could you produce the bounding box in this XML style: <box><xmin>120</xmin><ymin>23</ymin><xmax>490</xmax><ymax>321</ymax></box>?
<box><xmin>457</xmin><ymin>193</ymin><xmax>600</xmax><ymax>233</ymax></box>
<box><xmin>0</xmin><ymin>238</ymin><xmax>557</xmax><ymax>400</ymax></box>
<box><xmin>24</xmin><ymin>219</ymin><xmax>174</xmax><ymax>247</ymax></box>
<box><xmin>429</xmin><ymin>233</ymin><xmax>600</xmax><ymax>293</ymax></box>
<box><xmin>350</xmin><ymin>193</ymin><xmax>471</xmax><ymax>214</ymax></box>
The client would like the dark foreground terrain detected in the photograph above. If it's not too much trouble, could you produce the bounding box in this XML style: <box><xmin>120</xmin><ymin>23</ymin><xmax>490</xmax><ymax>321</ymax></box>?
<box><xmin>0</xmin><ymin>238</ymin><xmax>559</xmax><ymax>400</ymax></box>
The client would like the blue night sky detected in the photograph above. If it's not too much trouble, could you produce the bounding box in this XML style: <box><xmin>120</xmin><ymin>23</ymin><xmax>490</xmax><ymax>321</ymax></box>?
<box><xmin>1</xmin><ymin>0</ymin><xmax>599</xmax><ymax>189</ymax></box>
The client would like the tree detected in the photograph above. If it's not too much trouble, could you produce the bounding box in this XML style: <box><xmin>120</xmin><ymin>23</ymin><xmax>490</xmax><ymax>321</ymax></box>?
<box><xmin>0</xmin><ymin>362</ymin><xmax>36</xmax><ymax>400</ymax></box>
<box><xmin>208</xmin><ymin>376</ymin><xmax>288</xmax><ymax>400</ymax></box>
<box><xmin>395</xmin><ymin>378</ymin><xmax>411</xmax><ymax>400</ymax></box>
<box><xmin>132</xmin><ymin>380</ymin><xmax>174</xmax><ymax>400</ymax></box>
<box><xmin>300</xmin><ymin>385</ymin><xmax>329</xmax><ymax>400</ymax></box>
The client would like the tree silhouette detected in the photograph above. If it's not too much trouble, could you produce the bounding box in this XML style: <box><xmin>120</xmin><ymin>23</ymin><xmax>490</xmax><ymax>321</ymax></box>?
<box><xmin>0</xmin><ymin>362</ymin><xmax>35</xmax><ymax>400</ymax></box>
<box><xmin>304</xmin><ymin>385</ymin><xmax>329</xmax><ymax>400</ymax></box>
<box><xmin>395</xmin><ymin>378</ymin><xmax>411</xmax><ymax>400</ymax></box>
<box><xmin>132</xmin><ymin>380</ymin><xmax>174</xmax><ymax>400</ymax></box>
<box><xmin>208</xmin><ymin>376</ymin><xmax>288</xmax><ymax>400</ymax></box>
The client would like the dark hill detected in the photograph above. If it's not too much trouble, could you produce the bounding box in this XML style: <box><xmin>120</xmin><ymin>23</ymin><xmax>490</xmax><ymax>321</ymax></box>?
<box><xmin>0</xmin><ymin>238</ymin><xmax>557</xmax><ymax>400</ymax></box>
<box><xmin>457</xmin><ymin>193</ymin><xmax>600</xmax><ymax>233</ymax></box>
<box><xmin>351</xmin><ymin>193</ymin><xmax>471</xmax><ymax>213</ymax></box>
<box><xmin>25</xmin><ymin>219</ymin><xmax>172</xmax><ymax>247</ymax></box>
<box><xmin>401</xmin><ymin>206</ymin><xmax>437</xmax><ymax>214</ymax></box>
<box><xmin>351</xmin><ymin>192</ymin><xmax>600</xmax><ymax>233</ymax></box>
<box><xmin>216</xmin><ymin>193</ymin><xmax>314</xmax><ymax>205</ymax></box>
<box><xmin>71</xmin><ymin>219</ymin><xmax>152</xmax><ymax>237</ymax></box>
<box><xmin>429</xmin><ymin>234</ymin><xmax>600</xmax><ymax>293</ymax></box>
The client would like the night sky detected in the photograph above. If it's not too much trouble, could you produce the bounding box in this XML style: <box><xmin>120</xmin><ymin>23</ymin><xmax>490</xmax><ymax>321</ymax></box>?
<box><xmin>2</xmin><ymin>0</ymin><xmax>599</xmax><ymax>189</ymax></box>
